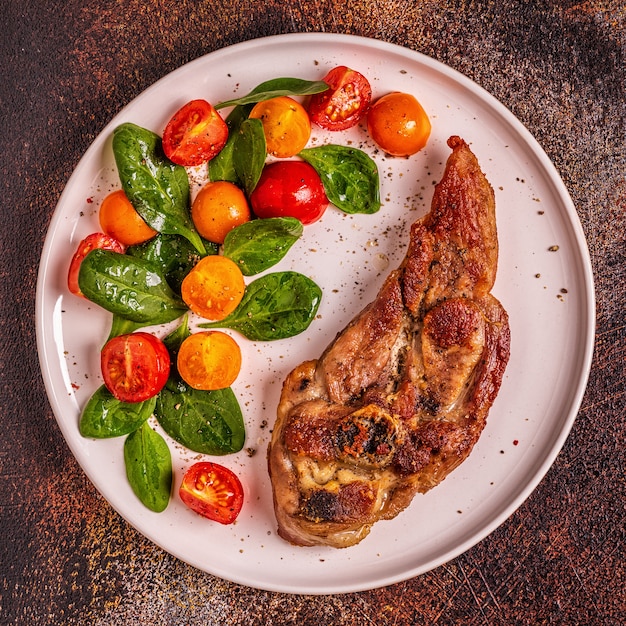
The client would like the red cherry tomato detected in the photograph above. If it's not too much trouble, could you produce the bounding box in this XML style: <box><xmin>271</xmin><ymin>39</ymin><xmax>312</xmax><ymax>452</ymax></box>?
<box><xmin>308</xmin><ymin>66</ymin><xmax>372</xmax><ymax>131</ymax></box>
<box><xmin>179</xmin><ymin>461</ymin><xmax>244</xmax><ymax>524</ymax></box>
<box><xmin>162</xmin><ymin>99</ymin><xmax>228</xmax><ymax>166</ymax></box>
<box><xmin>249</xmin><ymin>161</ymin><xmax>329</xmax><ymax>225</ymax></box>
<box><xmin>101</xmin><ymin>332</ymin><xmax>170</xmax><ymax>403</ymax></box>
<box><xmin>68</xmin><ymin>232</ymin><xmax>125</xmax><ymax>297</ymax></box>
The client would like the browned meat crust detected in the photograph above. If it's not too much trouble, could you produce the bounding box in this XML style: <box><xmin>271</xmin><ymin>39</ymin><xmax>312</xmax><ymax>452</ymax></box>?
<box><xmin>268</xmin><ymin>136</ymin><xmax>511</xmax><ymax>548</ymax></box>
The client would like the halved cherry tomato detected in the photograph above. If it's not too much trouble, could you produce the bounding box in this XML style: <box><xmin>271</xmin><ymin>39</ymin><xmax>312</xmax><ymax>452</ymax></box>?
<box><xmin>179</xmin><ymin>461</ymin><xmax>243</xmax><ymax>524</ymax></box>
<box><xmin>249</xmin><ymin>161</ymin><xmax>329</xmax><ymax>225</ymax></box>
<box><xmin>68</xmin><ymin>232</ymin><xmax>126</xmax><ymax>297</ymax></box>
<box><xmin>99</xmin><ymin>189</ymin><xmax>157</xmax><ymax>246</ymax></box>
<box><xmin>191</xmin><ymin>181</ymin><xmax>251</xmax><ymax>244</ymax></box>
<box><xmin>249</xmin><ymin>96</ymin><xmax>311</xmax><ymax>158</ymax></box>
<box><xmin>367</xmin><ymin>92</ymin><xmax>431</xmax><ymax>157</ymax></box>
<box><xmin>181</xmin><ymin>255</ymin><xmax>245</xmax><ymax>321</ymax></box>
<box><xmin>162</xmin><ymin>99</ymin><xmax>228</xmax><ymax>166</ymax></box>
<box><xmin>101</xmin><ymin>332</ymin><xmax>170</xmax><ymax>403</ymax></box>
<box><xmin>308</xmin><ymin>66</ymin><xmax>372</xmax><ymax>131</ymax></box>
<box><xmin>177</xmin><ymin>331</ymin><xmax>242</xmax><ymax>390</ymax></box>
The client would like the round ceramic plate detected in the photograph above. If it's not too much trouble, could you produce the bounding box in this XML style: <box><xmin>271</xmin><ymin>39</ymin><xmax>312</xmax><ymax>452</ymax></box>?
<box><xmin>36</xmin><ymin>33</ymin><xmax>595</xmax><ymax>594</ymax></box>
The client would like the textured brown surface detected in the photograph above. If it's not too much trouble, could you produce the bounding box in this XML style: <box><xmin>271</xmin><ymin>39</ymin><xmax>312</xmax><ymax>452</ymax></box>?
<box><xmin>1</xmin><ymin>1</ymin><xmax>624</xmax><ymax>624</ymax></box>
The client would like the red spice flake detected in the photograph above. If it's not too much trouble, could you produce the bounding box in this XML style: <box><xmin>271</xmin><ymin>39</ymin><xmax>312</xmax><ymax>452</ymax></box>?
<box><xmin>86</xmin><ymin>197</ymin><xmax>94</xmax><ymax>204</ymax></box>
<box><xmin>513</xmin><ymin>439</ymin><xmax>519</xmax><ymax>446</ymax></box>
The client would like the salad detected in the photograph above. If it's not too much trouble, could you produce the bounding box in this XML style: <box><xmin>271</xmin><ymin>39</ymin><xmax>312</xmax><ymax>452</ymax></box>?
<box><xmin>68</xmin><ymin>65</ymin><xmax>431</xmax><ymax>524</ymax></box>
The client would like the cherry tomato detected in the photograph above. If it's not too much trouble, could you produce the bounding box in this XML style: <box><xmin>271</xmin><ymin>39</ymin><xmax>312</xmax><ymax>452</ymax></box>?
<box><xmin>162</xmin><ymin>99</ymin><xmax>228</xmax><ymax>166</ymax></box>
<box><xmin>101</xmin><ymin>332</ymin><xmax>170</xmax><ymax>403</ymax></box>
<box><xmin>177</xmin><ymin>331</ymin><xmax>242</xmax><ymax>390</ymax></box>
<box><xmin>99</xmin><ymin>189</ymin><xmax>157</xmax><ymax>246</ymax></box>
<box><xmin>191</xmin><ymin>181</ymin><xmax>251</xmax><ymax>244</ymax></box>
<box><xmin>366</xmin><ymin>92</ymin><xmax>431</xmax><ymax>157</ymax></box>
<box><xmin>68</xmin><ymin>232</ymin><xmax>125</xmax><ymax>297</ymax></box>
<box><xmin>181</xmin><ymin>255</ymin><xmax>245</xmax><ymax>321</ymax></box>
<box><xmin>249</xmin><ymin>161</ymin><xmax>329</xmax><ymax>225</ymax></box>
<box><xmin>179</xmin><ymin>461</ymin><xmax>244</xmax><ymax>524</ymax></box>
<box><xmin>308</xmin><ymin>66</ymin><xmax>372</xmax><ymax>131</ymax></box>
<box><xmin>249</xmin><ymin>96</ymin><xmax>311</xmax><ymax>158</ymax></box>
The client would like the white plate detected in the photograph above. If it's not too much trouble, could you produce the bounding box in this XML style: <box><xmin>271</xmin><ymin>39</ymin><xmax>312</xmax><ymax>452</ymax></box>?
<box><xmin>36</xmin><ymin>33</ymin><xmax>595</xmax><ymax>594</ymax></box>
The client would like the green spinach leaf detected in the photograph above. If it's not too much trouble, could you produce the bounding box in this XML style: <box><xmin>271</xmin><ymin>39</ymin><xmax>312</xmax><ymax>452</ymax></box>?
<box><xmin>156</xmin><ymin>382</ymin><xmax>245</xmax><ymax>455</ymax></box>
<box><xmin>80</xmin><ymin>386</ymin><xmax>155</xmax><ymax>438</ymax></box>
<box><xmin>124</xmin><ymin>421</ymin><xmax>172</xmax><ymax>512</ymax></box>
<box><xmin>112</xmin><ymin>122</ymin><xmax>206</xmax><ymax>254</ymax></box>
<box><xmin>223</xmin><ymin>217</ymin><xmax>303</xmax><ymax>275</ymax></box>
<box><xmin>233</xmin><ymin>118</ymin><xmax>266</xmax><ymax>195</ymax></box>
<box><xmin>200</xmin><ymin>271</ymin><xmax>322</xmax><ymax>340</ymax></box>
<box><xmin>107</xmin><ymin>315</ymin><xmax>145</xmax><ymax>340</ymax></box>
<box><xmin>299</xmin><ymin>144</ymin><xmax>381</xmax><ymax>215</ymax></box>
<box><xmin>215</xmin><ymin>77</ymin><xmax>328</xmax><ymax>109</ymax></box>
<box><xmin>78</xmin><ymin>248</ymin><xmax>187</xmax><ymax>325</ymax></box>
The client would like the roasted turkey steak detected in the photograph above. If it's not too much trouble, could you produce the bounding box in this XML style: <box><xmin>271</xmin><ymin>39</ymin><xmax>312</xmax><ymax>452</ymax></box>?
<box><xmin>267</xmin><ymin>136</ymin><xmax>511</xmax><ymax>548</ymax></box>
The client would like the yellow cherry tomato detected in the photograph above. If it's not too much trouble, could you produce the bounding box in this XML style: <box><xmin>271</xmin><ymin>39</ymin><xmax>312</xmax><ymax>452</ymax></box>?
<box><xmin>367</xmin><ymin>92</ymin><xmax>431</xmax><ymax>157</ymax></box>
<box><xmin>177</xmin><ymin>331</ymin><xmax>242</xmax><ymax>390</ymax></box>
<box><xmin>249</xmin><ymin>96</ymin><xmax>311</xmax><ymax>158</ymax></box>
<box><xmin>181</xmin><ymin>255</ymin><xmax>245</xmax><ymax>321</ymax></box>
<box><xmin>191</xmin><ymin>181</ymin><xmax>251</xmax><ymax>244</ymax></box>
<box><xmin>98</xmin><ymin>189</ymin><xmax>157</xmax><ymax>245</ymax></box>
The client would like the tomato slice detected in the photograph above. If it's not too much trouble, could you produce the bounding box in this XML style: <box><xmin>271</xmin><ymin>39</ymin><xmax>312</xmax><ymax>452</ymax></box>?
<box><xmin>177</xmin><ymin>331</ymin><xmax>242</xmax><ymax>391</ymax></box>
<box><xmin>249</xmin><ymin>161</ymin><xmax>329</xmax><ymax>225</ymax></box>
<box><xmin>308</xmin><ymin>66</ymin><xmax>372</xmax><ymax>131</ymax></box>
<box><xmin>162</xmin><ymin>99</ymin><xmax>228</xmax><ymax>166</ymax></box>
<box><xmin>68</xmin><ymin>232</ymin><xmax>125</xmax><ymax>297</ymax></box>
<box><xmin>179</xmin><ymin>461</ymin><xmax>244</xmax><ymax>524</ymax></box>
<box><xmin>101</xmin><ymin>332</ymin><xmax>170</xmax><ymax>403</ymax></box>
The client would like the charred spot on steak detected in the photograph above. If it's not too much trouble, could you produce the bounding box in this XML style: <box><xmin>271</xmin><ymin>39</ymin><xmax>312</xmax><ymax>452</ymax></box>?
<box><xmin>335</xmin><ymin>404</ymin><xmax>397</xmax><ymax>468</ymax></box>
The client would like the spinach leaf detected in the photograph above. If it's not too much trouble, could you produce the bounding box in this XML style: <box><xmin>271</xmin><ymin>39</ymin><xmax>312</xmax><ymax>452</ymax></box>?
<box><xmin>112</xmin><ymin>122</ymin><xmax>206</xmax><ymax>254</ymax></box>
<box><xmin>215</xmin><ymin>77</ymin><xmax>328</xmax><ymax>109</ymax></box>
<box><xmin>80</xmin><ymin>385</ymin><xmax>155</xmax><ymax>438</ymax></box>
<box><xmin>223</xmin><ymin>217</ymin><xmax>303</xmax><ymax>275</ymax></box>
<box><xmin>78</xmin><ymin>248</ymin><xmax>187</xmax><ymax>325</ymax></box>
<box><xmin>124</xmin><ymin>421</ymin><xmax>172</xmax><ymax>512</ymax></box>
<box><xmin>156</xmin><ymin>317</ymin><xmax>245</xmax><ymax>455</ymax></box>
<box><xmin>200</xmin><ymin>271</ymin><xmax>322</xmax><ymax>340</ymax></box>
<box><xmin>233</xmin><ymin>118</ymin><xmax>266</xmax><ymax>195</ymax></box>
<box><xmin>156</xmin><ymin>382</ymin><xmax>245</xmax><ymax>455</ymax></box>
<box><xmin>299</xmin><ymin>145</ymin><xmax>381</xmax><ymax>215</ymax></box>
<box><xmin>208</xmin><ymin>133</ymin><xmax>239</xmax><ymax>183</ymax></box>
<box><xmin>107</xmin><ymin>315</ymin><xmax>145</xmax><ymax>340</ymax></box>
<box><xmin>127</xmin><ymin>233</ymin><xmax>216</xmax><ymax>295</ymax></box>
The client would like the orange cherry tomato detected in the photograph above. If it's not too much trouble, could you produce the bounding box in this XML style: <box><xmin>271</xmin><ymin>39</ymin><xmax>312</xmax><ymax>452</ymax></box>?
<box><xmin>162</xmin><ymin>99</ymin><xmax>228</xmax><ymax>166</ymax></box>
<box><xmin>99</xmin><ymin>189</ymin><xmax>157</xmax><ymax>246</ymax></box>
<box><xmin>177</xmin><ymin>331</ymin><xmax>242</xmax><ymax>390</ymax></box>
<box><xmin>179</xmin><ymin>461</ymin><xmax>243</xmax><ymax>524</ymax></box>
<box><xmin>101</xmin><ymin>332</ymin><xmax>170</xmax><ymax>403</ymax></box>
<box><xmin>366</xmin><ymin>92</ymin><xmax>431</xmax><ymax>157</ymax></box>
<box><xmin>191</xmin><ymin>181</ymin><xmax>251</xmax><ymax>244</ymax></box>
<box><xmin>68</xmin><ymin>232</ymin><xmax>125</xmax><ymax>297</ymax></box>
<box><xmin>180</xmin><ymin>255</ymin><xmax>245</xmax><ymax>321</ymax></box>
<box><xmin>308</xmin><ymin>66</ymin><xmax>372</xmax><ymax>131</ymax></box>
<box><xmin>249</xmin><ymin>96</ymin><xmax>311</xmax><ymax>158</ymax></box>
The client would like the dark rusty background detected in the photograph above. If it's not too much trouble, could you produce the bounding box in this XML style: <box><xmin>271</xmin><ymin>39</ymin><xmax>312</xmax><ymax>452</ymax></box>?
<box><xmin>1</xmin><ymin>1</ymin><xmax>624</xmax><ymax>624</ymax></box>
